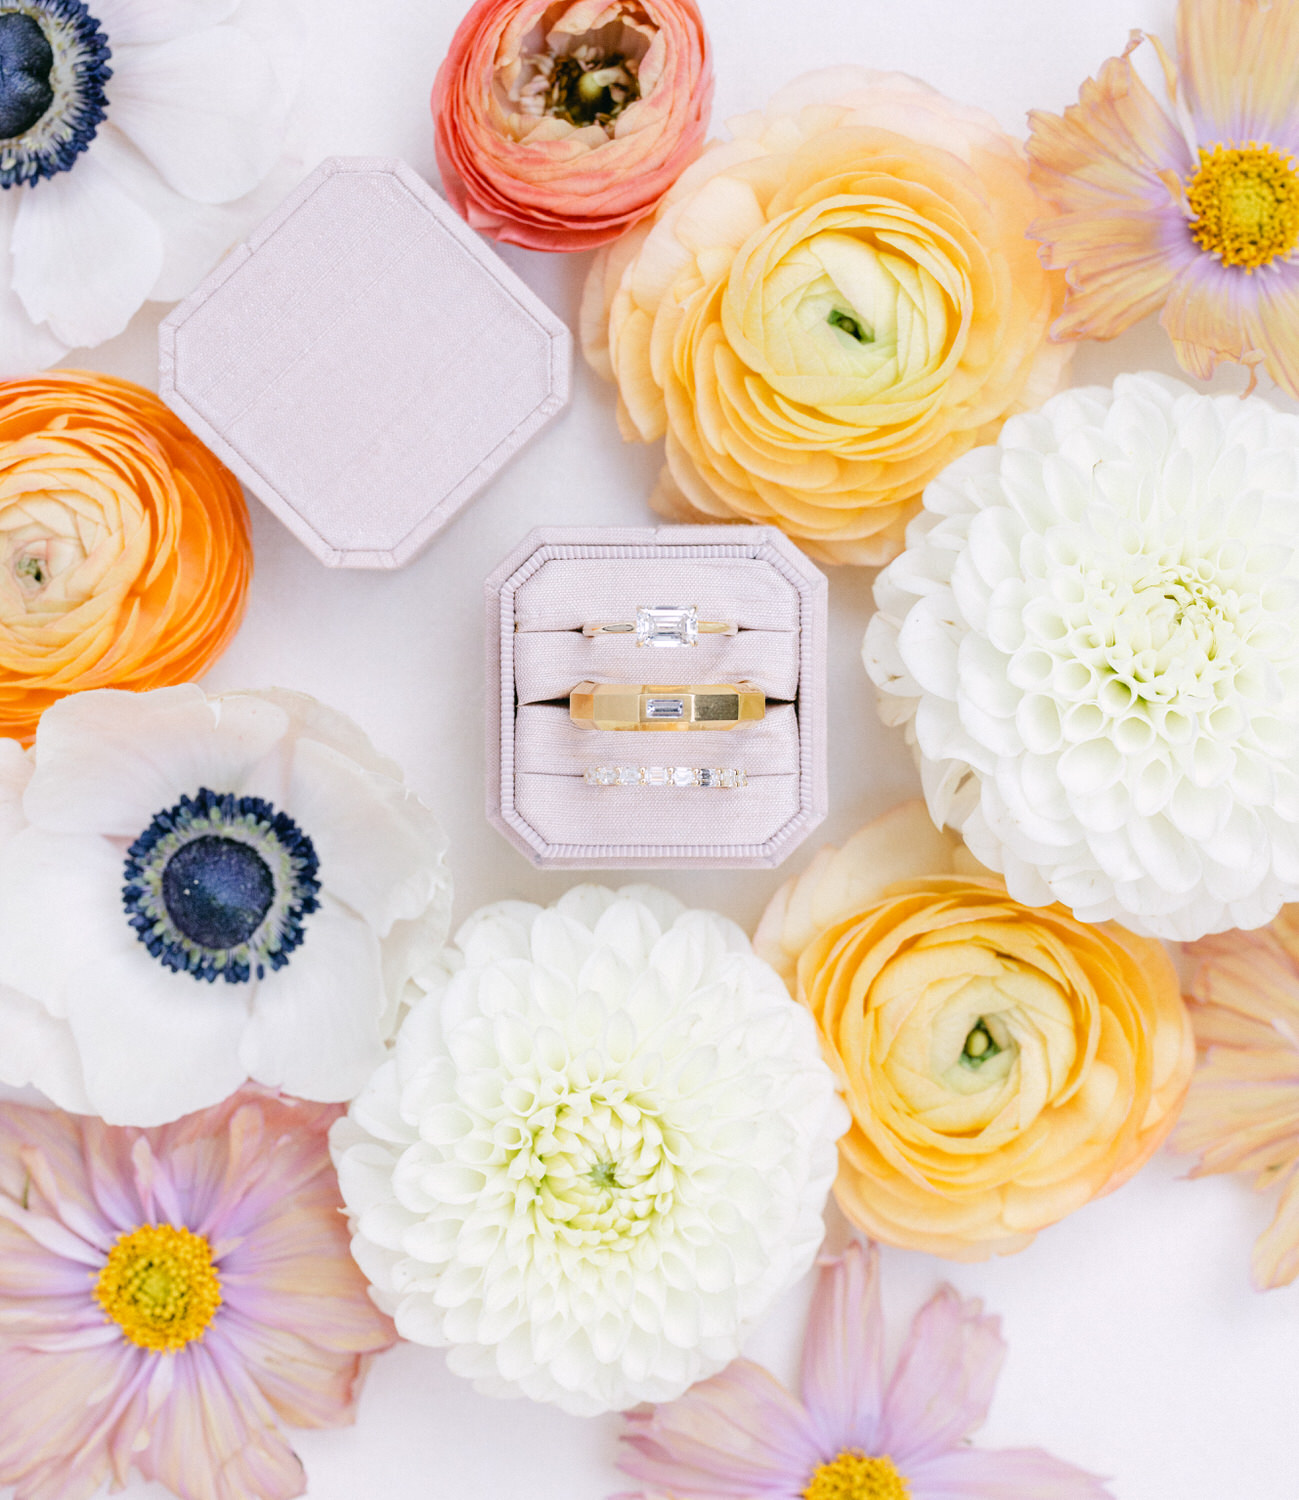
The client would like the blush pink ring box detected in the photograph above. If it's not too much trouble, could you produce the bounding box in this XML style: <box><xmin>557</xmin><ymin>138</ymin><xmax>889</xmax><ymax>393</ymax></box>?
<box><xmin>486</xmin><ymin>525</ymin><xmax>828</xmax><ymax>869</ymax></box>
<box><xmin>158</xmin><ymin>157</ymin><xmax>571</xmax><ymax>568</ymax></box>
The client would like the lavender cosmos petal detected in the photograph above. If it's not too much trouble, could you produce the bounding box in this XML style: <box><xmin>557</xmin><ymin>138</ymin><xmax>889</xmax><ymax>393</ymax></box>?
<box><xmin>0</xmin><ymin>1340</ymin><xmax>149</xmax><ymax>1500</ymax></box>
<box><xmin>0</xmin><ymin>1108</ymin><xmax>115</xmax><ymax>1243</ymax></box>
<box><xmin>1161</xmin><ymin>250</ymin><xmax>1299</xmax><ymax>397</ymax></box>
<box><xmin>877</xmin><ymin>1287</ymin><xmax>1005</xmax><ymax>1466</ymax></box>
<box><xmin>798</xmin><ymin>1242</ymin><xmax>885</xmax><ymax>1457</ymax></box>
<box><xmin>135</xmin><ymin>1332</ymin><xmax>307</xmax><ymax>1500</ymax></box>
<box><xmin>1027</xmin><ymin>42</ymin><xmax>1198</xmax><ymax>341</ymax></box>
<box><xmin>906</xmin><ymin>1444</ymin><xmax>1115</xmax><ymax>1499</ymax></box>
<box><xmin>618</xmin><ymin>1359</ymin><xmax>822</xmax><ymax>1496</ymax></box>
<box><xmin>214</xmin><ymin>1305</ymin><xmax>383</xmax><ymax>1427</ymax></box>
<box><xmin>1177</xmin><ymin>0</ymin><xmax>1299</xmax><ymax>154</ymax></box>
<box><xmin>80</xmin><ymin>1121</ymin><xmax>153</xmax><ymax>1235</ymax></box>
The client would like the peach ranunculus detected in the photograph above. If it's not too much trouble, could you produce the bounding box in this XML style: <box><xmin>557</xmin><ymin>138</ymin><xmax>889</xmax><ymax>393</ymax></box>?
<box><xmin>581</xmin><ymin>69</ymin><xmax>1071</xmax><ymax>566</ymax></box>
<box><xmin>0</xmin><ymin>372</ymin><xmax>251</xmax><ymax>743</ymax></box>
<box><xmin>432</xmin><ymin>0</ymin><xmax>713</xmax><ymax>252</ymax></box>
<box><xmin>754</xmin><ymin>802</ymin><xmax>1195</xmax><ymax>1259</ymax></box>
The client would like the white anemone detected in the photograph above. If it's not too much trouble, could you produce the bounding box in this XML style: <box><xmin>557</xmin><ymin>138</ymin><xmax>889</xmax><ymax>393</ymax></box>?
<box><xmin>0</xmin><ymin>0</ymin><xmax>300</xmax><ymax>370</ymax></box>
<box><xmin>0</xmin><ymin>685</ymin><xmax>452</xmax><ymax>1125</ymax></box>
<box><xmin>865</xmin><ymin>373</ymin><xmax>1299</xmax><ymax>941</ymax></box>
<box><xmin>331</xmin><ymin>885</ymin><xmax>847</xmax><ymax>1416</ymax></box>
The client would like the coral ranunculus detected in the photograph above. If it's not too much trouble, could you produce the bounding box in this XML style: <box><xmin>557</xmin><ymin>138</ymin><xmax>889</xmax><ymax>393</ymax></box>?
<box><xmin>755</xmin><ymin>803</ymin><xmax>1195</xmax><ymax>1259</ymax></box>
<box><xmin>582</xmin><ymin>69</ymin><xmax>1071</xmax><ymax>565</ymax></box>
<box><xmin>0</xmin><ymin>372</ymin><xmax>251</xmax><ymax>743</ymax></box>
<box><xmin>432</xmin><ymin>0</ymin><xmax>713</xmax><ymax>252</ymax></box>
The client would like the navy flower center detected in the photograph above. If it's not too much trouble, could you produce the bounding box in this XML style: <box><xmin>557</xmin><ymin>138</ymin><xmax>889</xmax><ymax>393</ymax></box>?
<box><xmin>161</xmin><ymin>836</ymin><xmax>276</xmax><ymax>952</ymax></box>
<box><xmin>0</xmin><ymin>13</ymin><xmax>54</xmax><ymax>138</ymax></box>
<box><xmin>0</xmin><ymin>0</ymin><xmax>110</xmax><ymax>189</ymax></box>
<box><xmin>123</xmin><ymin>789</ymin><xmax>321</xmax><ymax>985</ymax></box>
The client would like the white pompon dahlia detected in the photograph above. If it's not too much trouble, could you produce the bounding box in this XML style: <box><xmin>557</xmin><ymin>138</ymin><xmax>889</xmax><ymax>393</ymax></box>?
<box><xmin>331</xmin><ymin>885</ymin><xmax>847</xmax><ymax>1416</ymax></box>
<box><xmin>864</xmin><ymin>373</ymin><xmax>1299</xmax><ymax>942</ymax></box>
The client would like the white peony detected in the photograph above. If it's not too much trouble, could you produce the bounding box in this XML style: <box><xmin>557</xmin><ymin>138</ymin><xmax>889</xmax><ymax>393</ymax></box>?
<box><xmin>331</xmin><ymin>885</ymin><xmax>847</xmax><ymax>1416</ymax></box>
<box><xmin>0</xmin><ymin>0</ymin><xmax>301</xmax><ymax>369</ymax></box>
<box><xmin>0</xmin><ymin>684</ymin><xmax>452</xmax><ymax>1125</ymax></box>
<box><xmin>864</xmin><ymin>373</ymin><xmax>1299</xmax><ymax>941</ymax></box>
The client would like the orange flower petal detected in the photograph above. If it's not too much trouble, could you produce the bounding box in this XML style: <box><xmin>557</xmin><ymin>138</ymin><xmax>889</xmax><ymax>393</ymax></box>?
<box><xmin>0</xmin><ymin>372</ymin><xmax>251</xmax><ymax>744</ymax></box>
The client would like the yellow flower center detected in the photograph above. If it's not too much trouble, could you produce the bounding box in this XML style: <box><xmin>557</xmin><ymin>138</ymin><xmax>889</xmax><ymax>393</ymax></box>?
<box><xmin>1186</xmin><ymin>143</ymin><xmax>1299</xmax><ymax>270</ymax></box>
<box><xmin>93</xmin><ymin>1224</ymin><xmax>222</xmax><ymax>1352</ymax></box>
<box><xmin>803</xmin><ymin>1451</ymin><xmax>911</xmax><ymax>1500</ymax></box>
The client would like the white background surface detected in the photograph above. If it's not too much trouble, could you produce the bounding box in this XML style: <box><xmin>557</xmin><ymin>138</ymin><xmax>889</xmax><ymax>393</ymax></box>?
<box><xmin>12</xmin><ymin>1</ymin><xmax>1299</xmax><ymax>1497</ymax></box>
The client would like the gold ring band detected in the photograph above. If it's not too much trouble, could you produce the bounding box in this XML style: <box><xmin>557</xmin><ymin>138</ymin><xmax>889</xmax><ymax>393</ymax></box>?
<box><xmin>569</xmin><ymin>682</ymin><xmax>765</xmax><ymax>732</ymax></box>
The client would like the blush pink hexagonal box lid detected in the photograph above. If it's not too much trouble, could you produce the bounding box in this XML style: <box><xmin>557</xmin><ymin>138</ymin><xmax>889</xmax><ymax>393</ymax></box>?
<box><xmin>158</xmin><ymin>157</ymin><xmax>571</xmax><ymax>568</ymax></box>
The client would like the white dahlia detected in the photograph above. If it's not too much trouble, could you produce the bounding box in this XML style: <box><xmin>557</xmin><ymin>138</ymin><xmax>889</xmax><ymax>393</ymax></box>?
<box><xmin>331</xmin><ymin>885</ymin><xmax>847</xmax><ymax>1416</ymax></box>
<box><xmin>864</xmin><ymin>372</ymin><xmax>1299</xmax><ymax>942</ymax></box>
<box><xmin>0</xmin><ymin>685</ymin><xmax>452</xmax><ymax>1125</ymax></box>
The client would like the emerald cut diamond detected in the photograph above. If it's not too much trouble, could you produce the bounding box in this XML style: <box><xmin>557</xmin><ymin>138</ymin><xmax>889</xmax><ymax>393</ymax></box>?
<box><xmin>635</xmin><ymin>606</ymin><xmax>699</xmax><ymax>648</ymax></box>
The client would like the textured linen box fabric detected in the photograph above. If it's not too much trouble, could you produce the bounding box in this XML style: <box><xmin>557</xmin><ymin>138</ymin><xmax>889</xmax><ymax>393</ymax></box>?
<box><xmin>158</xmin><ymin>157</ymin><xmax>571</xmax><ymax>568</ymax></box>
<box><xmin>486</xmin><ymin>526</ymin><xmax>828</xmax><ymax>868</ymax></box>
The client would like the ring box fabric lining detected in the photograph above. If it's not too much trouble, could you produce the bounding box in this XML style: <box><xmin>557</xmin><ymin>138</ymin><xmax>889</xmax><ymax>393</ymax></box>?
<box><xmin>485</xmin><ymin>526</ymin><xmax>828</xmax><ymax>868</ymax></box>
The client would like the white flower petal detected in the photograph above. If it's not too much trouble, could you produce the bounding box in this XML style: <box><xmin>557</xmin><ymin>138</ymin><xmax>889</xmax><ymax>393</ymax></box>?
<box><xmin>0</xmin><ymin>740</ymin><xmax>32</xmax><ymax>849</ymax></box>
<box><xmin>865</xmin><ymin>371</ymin><xmax>1299</xmax><ymax>940</ymax></box>
<box><xmin>9</xmin><ymin>140</ymin><xmax>162</xmax><ymax>347</ymax></box>
<box><xmin>89</xmin><ymin>123</ymin><xmax>257</xmax><ymax>303</ymax></box>
<box><xmin>93</xmin><ymin>0</ymin><xmax>239</xmax><ymax>44</ymax></box>
<box><xmin>0</xmin><ymin>829</ymin><xmax>128</xmax><ymax>1014</ymax></box>
<box><xmin>286</xmin><ymin>737</ymin><xmax>451</xmax><ymax>937</ymax></box>
<box><xmin>0</xmin><ymin>988</ymin><xmax>92</xmax><ymax>1114</ymax></box>
<box><xmin>240</xmin><ymin>897</ymin><xmax>387</xmax><ymax>1101</ymax></box>
<box><xmin>23</xmin><ymin>687</ymin><xmax>289</xmax><ymax>838</ymax></box>
<box><xmin>0</xmin><ymin>191</ymin><xmax>69</xmax><ymax>374</ymax></box>
<box><xmin>63</xmin><ymin>946</ymin><xmax>250</xmax><ymax>1126</ymax></box>
<box><xmin>333</xmin><ymin>885</ymin><xmax>843</xmax><ymax>1415</ymax></box>
<box><xmin>106</xmin><ymin>27</ymin><xmax>283</xmax><ymax>204</ymax></box>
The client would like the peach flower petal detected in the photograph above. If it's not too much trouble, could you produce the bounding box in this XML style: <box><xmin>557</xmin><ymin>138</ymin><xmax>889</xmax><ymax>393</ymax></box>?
<box><xmin>1027</xmin><ymin>43</ymin><xmax>1198</xmax><ymax>342</ymax></box>
<box><xmin>584</xmin><ymin>69</ymin><xmax>1069</xmax><ymax>566</ymax></box>
<box><xmin>755</xmin><ymin>801</ymin><xmax>1194</xmax><ymax>1259</ymax></box>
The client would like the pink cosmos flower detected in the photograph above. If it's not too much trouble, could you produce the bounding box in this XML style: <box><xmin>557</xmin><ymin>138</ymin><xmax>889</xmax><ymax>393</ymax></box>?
<box><xmin>1176</xmin><ymin>907</ymin><xmax>1299</xmax><ymax>1289</ymax></box>
<box><xmin>432</xmin><ymin>0</ymin><xmax>713</xmax><ymax>252</ymax></box>
<box><xmin>1027</xmin><ymin>0</ymin><xmax>1299</xmax><ymax>396</ymax></box>
<box><xmin>615</xmin><ymin>1240</ymin><xmax>1112</xmax><ymax>1500</ymax></box>
<box><xmin>0</xmin><ymin>1090</ymin><xmax>397</xmax><ymax>1500</ymax></box>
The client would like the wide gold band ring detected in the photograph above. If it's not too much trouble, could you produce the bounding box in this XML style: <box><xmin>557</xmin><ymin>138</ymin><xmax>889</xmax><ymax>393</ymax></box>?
<box><xmin>569</xmin><ymin>681</ymin><xmax>765</xmax><ymax>732</ymax></box>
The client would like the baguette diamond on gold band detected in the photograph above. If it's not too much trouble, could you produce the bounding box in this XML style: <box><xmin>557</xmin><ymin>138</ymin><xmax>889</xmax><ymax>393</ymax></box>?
<box><xmin>582</xmin><ymin>606</ymin><xmax>738</xmax><ymax>647</ymax></box>
<box><xmin>569</xmin><ymin>681</ymin><xmax>765</xmax><ymax>732</ymax></box>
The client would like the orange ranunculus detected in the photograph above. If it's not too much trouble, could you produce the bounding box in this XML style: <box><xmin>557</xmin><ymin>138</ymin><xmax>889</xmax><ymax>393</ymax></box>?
<box><xmin>432</xmin><ymin>0</ymin><xmax>713</xmax><ymax>252</ymax></box>
<box><xmin>754</xmin><ymin>802</ymin><xmax>1194</xmax><ymax>1259</ymax></box>
<box><xmin>0</xmin><ymin>372</ymin><xmax>251</xmax><ymax>743</ymax></box>
<box><xmin>582</xmin><ymin>68</ymin><xmax>1071</xmax><ymax>565</ymax></box>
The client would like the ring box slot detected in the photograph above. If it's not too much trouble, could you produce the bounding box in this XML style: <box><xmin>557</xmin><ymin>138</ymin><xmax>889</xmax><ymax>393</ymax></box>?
<box><xmin>486</xmin><ymin>526</ymin><xmax>827</xmax><ymax>869</ymax></box>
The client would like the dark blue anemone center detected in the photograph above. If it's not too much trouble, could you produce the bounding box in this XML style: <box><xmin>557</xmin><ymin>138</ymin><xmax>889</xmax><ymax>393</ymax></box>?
<box><xmin>0</xmin><ymin>13</ymin><xmax>54</xmax><ymax>139</ymax></box>
<box><xmin>161</xmin><ymin>836</ymin><xmax>275</xmax><ymax>952</ymax></box>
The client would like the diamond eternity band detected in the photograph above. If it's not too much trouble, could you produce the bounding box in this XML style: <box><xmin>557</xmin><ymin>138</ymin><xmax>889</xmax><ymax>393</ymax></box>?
<box><xmin>583</xmin><ymin>766</ymin><xmax>748</xmax><ymax>788</ymax></box>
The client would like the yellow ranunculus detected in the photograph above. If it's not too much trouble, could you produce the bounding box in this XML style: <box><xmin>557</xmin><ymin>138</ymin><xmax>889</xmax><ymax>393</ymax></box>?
<box><xmin>755</xmin><ymin>802</ymin><xmax>1194</xmax><ymax>1258</ymax></box>
<box><xmin>582</xmin><ymin>68</ymin><xmax>1071</xmax><ymax>565</ymax></box>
